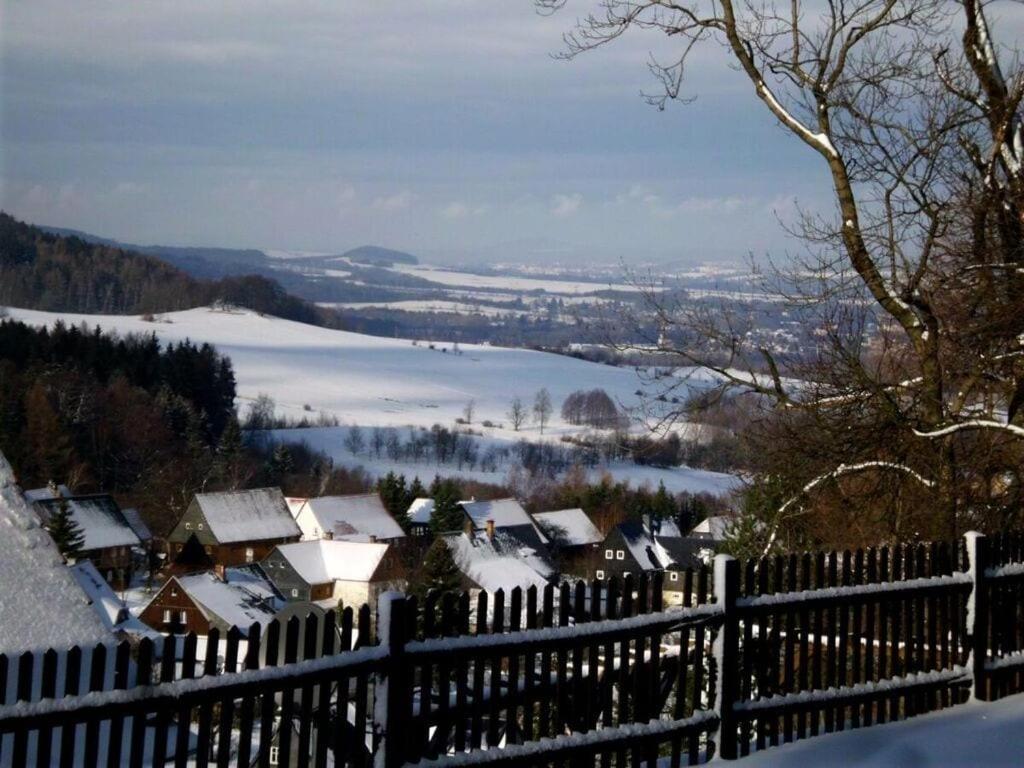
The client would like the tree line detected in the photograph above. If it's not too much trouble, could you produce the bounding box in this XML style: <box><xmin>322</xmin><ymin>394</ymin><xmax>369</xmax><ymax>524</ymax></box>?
<box><xmin>0</xmin><ymin>318</ymin><xmax>242</xmax><ymax>535</ymax></box>
<box><xmin>0</xmin><ymin>212</ymin><xmax>327</xmax><ymax>325</ymax></box>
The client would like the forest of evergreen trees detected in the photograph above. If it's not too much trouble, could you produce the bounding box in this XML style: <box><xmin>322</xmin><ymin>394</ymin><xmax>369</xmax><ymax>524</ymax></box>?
<box><xmin>0</xmin><ymin>319</ymin><xmax>244</xmax><ymax>535</ymax></box>
<box><xmin>0</xmin><ymin>212</ymin><xmax>326</xmax><ymax>324</ymax></box>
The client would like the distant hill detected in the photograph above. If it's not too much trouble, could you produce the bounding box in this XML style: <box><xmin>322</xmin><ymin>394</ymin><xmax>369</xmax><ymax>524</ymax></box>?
<box><xmin>1</xmin><ymin>212</ymin><xmax>324</xmax><ymax>325</ymax></box>
<box><xmin>39</xmin><ymin>225</ymin><xmax>274</xmax><ymax>280</ymax></box>
<box><xmin>342</xmin><ymin>245</ymin><xmax>418</xmax><ymax>267</ymax></box>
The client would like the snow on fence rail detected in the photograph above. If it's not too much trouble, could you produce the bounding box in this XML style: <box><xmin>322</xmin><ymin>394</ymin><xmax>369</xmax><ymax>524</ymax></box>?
<box><xmin>0</xmin><ymin>532</ymin><xmax>1021</xmax><ymax>767</ymax></box>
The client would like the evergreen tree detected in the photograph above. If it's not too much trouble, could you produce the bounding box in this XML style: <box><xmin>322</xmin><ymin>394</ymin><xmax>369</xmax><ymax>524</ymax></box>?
<box><xmin>410</xmin><ymin>538</ymin><xmax>463</xmax><ymax>600</ymax></box>
<box><xmin>429</xmin><ymin>477</ymin><xmax>465</xmax><ymax>534</ymax></box>
<box><xmin>406</xmin><ymin>476</ymin><xmax>427</xmax><ymax>507</ymax></box>
<box><xmin>213</xmin><ymin>417</ymin><xmax>246</xmax><ymax>489</ymax></box>
<box><xmin>377</xmin><ymin>472</ymin><xmax>410</xmax><ymax>531</ymax></box>
<box><xmin>47</xmin><ymin>494</ymin><xmax>85</xmax><ymax>560</ymax></box>
<box><xmin>650</xmin><ymin>481</ymin><xmax>676</xmax><ymax>526</ymax></box>
<box><xmin>267</xmin><ymin>444</ymin><xmax>294</xmax><ymax>482</ymax></box>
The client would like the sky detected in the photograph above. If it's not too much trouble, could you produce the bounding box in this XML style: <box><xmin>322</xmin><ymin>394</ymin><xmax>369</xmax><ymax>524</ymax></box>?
<box><xmin>1</xmin><ymin>1</ymin><xmax>848</xmax><ymax>264</ymax></box>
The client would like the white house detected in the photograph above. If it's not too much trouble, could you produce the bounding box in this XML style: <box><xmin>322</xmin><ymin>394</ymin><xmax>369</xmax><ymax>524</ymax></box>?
<box><xmin>293</xmin><ymin>494</ymin><xmax>405</xmax><ymax>542</ymax></box>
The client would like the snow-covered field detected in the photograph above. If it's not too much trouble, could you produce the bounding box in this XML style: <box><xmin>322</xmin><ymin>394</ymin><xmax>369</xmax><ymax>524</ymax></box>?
<box><xmin>263</xmin><ymin>425</ymin><xmax>739</xmax><ymax>496</ymax></box>
<box><xmin>392</xmin><ymin>264</ymin><xmax>654</xmax><ymax>295</ymax></box>
<box><xmin>5</xmin><ymin>306</ymin><xmax>739</xmax><ymax>496</ymax></box>
<box><xmin>739</xmin><ymin>694</ymin><xmax>1024</xmax><ymax>767</ymax></box>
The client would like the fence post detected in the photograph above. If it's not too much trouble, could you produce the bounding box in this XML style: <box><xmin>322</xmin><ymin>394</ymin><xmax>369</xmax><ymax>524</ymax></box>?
<box><xmin>375</xmin><ymin>591</ymin><xmax>410</xmax><ymax>768</ymax></box>
<box><xmin>713</xmin><ymin>554</ymin><xmax>740</xmax><ymax>760</ymax></box>
<box><xmin>965</xmin><ymin>531</ymin><xmax>988</xmax><ymax>701</ymax></box>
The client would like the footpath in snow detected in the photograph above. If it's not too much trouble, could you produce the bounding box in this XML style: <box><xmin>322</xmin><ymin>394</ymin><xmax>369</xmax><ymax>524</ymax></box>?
<box><xmin>735</xmin><ymin>694</ymin><xmax>1024</xmax><ymax>767</ymax></box>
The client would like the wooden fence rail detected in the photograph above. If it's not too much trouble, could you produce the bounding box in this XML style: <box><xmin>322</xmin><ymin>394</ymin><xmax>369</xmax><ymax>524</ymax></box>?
<box><xmin>0</xmin><ymin>531</ymin><xmax>1021</xmax><ymax>767</ymax></box>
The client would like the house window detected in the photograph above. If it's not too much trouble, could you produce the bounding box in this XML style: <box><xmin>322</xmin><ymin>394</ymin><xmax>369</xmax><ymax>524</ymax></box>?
<box><xmin>245</xmin><ymin>547</ymin><xmax>255</xmax><ymax>563</ymax></box>
<box><xmin>616</xmin><ymin>550</ymin><xmax>625</xmax><ymax>561</ymax></box>
<box><xmin>669</xmin><ymin>572</ymin><xmax>679</xmax><ymax>582</ymax></box>
<box><xmin>185</xmin><ymin>522</ymin><xmax>192</xmax><ymax>531</ymax></box>
<box><xmin>596</xmin><ymin>570</ymin><xmax>605</xmax><ymax>580</ymax></box>
<box><xmin>171</xmin><ymin>587</ymin><xmax>178</xmax><ymax>596</ymax></box>
<box><xmin>179</xmin><ymin>610</ymin><xmax>187</xmax><ymax>624</ymax></box>
<box><xmin>162</xmin><ymin>609</ymin><xmax>172</xmax><ymax>623</ymax></box>
<box><xmin>604</xmin><ymin>549</ymin><xmax>614</xmax><ymax>560</ymax></box>
<box><xmin>623</xmin><ymin>571</ymin><xmax>631</xmax><ymax>579</ymax></box>
<box><xmin>291</xmin><ymin>588</ymin><xmax>299</xmax><ymax>598</ymax></box>
<box><xmin>269</xmin><ymin>746</ymin><xmax>280</xmax><ymax>766</ymax></box>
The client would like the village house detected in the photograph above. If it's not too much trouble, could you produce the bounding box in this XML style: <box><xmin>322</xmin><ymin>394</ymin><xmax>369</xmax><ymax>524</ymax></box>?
<box><xmin>531</xmin><ymin>507</ymin><xmax>603</xmax><ymax>575</ymax></box>
<box><xmin>291</xmin><ymin>493</ymin><xmax>405</xmax><ymax>542</ymax></box>
<box><xmin>458</xmin><ymin>498</ymin><xmax>549</xmax><ymax>548</ymax></box>
<box><xmin>592</xmin><ymin>521</ymin><xmax>709</xmax><ymax>606</ymax></box>
<box><xmin>261</xmin><ymin>539</ymin><xmax>404</xmax><ymax>609</ymax></box>
<box><xmin>405</xmin><ymin>497</ymin><xmax>434</xmax><ymax>536</ymax></box>
<box><xmin>139</xmin><ymin>569</ymin><xmax>280</xmax><ymax>636</ymax></box>
<box><xmin>443</xmin><ymin>521</ymin><xmax>557</xmax><ymax>597</ymax></box>
<box><xmin>690</xmin><ymin>515</ymin><xmax>732</xmax><ymax>542</ymax></box>
<box><xmin>166</xmin><ymin>488</ymin><xmax>301</xmax><ymax>570</ymax></box>
<box><xmin>32</xmin><ymin>492</ymin><xmax>142</xmax><ymax>588</ymax></box>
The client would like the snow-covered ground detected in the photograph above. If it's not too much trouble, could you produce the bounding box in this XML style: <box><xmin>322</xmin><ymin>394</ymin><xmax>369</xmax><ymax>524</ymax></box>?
<box><xmin>738</xmin><ymin>695</ymin><xmax>1024</xmax><ymax>767</ymax></box>
<box><xmin>392</xmin><ymin>264</ymin><xmax>655</xmax><ymax>294</ymax></box>
<box><xmin>263</xmin><ymin>425</ymin><xmax>740</xmax><ymax>496</ymax></box>
<box><xmin>5</xmin><ymin>306</ymin><xmax>739</xmax><ymax>496</ymax></box>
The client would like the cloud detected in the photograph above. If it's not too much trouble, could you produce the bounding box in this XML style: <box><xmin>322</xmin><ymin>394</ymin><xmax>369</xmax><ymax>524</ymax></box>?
<box><xmin>440</xmin><ymin>201</ymin><xmax>487</xmax><ymax>219</ymax></box>
<box><xmin>551</xmin><ymin>192</ymin><xmax>583</xmax><ymax>218</ymax></box>
<box><xmin>675</xmin><ymin>195</ymin><xmax>746</xmax><ymax>214</ymax></box>
<box><xmin>441</xmin><ymin>201</ymin><xmax>470</xmax><ymax>219</ymax></box>
<box><xmin>371</xmin><ymin>189</ymin><xmax>415</xmax><ymax>212</ymax></box>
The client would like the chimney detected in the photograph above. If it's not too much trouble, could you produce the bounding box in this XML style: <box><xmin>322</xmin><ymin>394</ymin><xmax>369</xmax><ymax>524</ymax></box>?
<box><xmin>464</xmin><ymin>517</ymin><xmax>474</xmax><ymax>536</ymax></box>
<box><xmin>369</xmin><ymin>534</ymin><xmax>378</xmax><ymax>544</ymax></box>
<box><xmin>214</xmin><ymin>563</ymin><xmax>225</xmax><ymax>580</ymax></box>
<box><xmin>485</xmin><ymin>519</ymin><xmax>495</xmax><ymax>541</ymax></box>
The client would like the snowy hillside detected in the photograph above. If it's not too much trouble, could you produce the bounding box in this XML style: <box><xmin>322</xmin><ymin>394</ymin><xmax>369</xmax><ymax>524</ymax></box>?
<box><xmin>5</xmin><ymin>306</ymin><xmax>739</xmax><ymax>496</ymax></box>
<box><xmin>5</xmin><ymin>306</ymin><xmax>662</xmax><ymax>430</ymax></box>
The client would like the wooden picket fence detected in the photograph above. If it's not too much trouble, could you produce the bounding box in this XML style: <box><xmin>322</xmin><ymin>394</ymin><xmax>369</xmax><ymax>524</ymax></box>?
<box><xmin>0</xmin><ymin>531</ymin><xmax>1021</xmax><ymax>767</ymax></box>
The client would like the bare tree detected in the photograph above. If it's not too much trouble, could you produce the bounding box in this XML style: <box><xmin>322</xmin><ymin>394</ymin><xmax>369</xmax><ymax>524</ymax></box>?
<box><xmin>539</xmin><ymin>0</ymin><xmax>1024</xmax><ymax>547</ymax></box>
<box><xmin>533</xmin><ymin>388</ymin><xmax>553</xmax><ymax>434</ymax></box>
<box><xmin>462</xmin><ymin>399</ymin><xmax>475</xmax><ymax>425</ymax></box>
<box><xmin>507</xmin><ymin>396</ymin><xmax>527</xmax><ymax>431</ymax></box>
<box><xmin>343</xmin><ymin>425</ymin><xmax>365</xmax><ymax>456</ymax></box>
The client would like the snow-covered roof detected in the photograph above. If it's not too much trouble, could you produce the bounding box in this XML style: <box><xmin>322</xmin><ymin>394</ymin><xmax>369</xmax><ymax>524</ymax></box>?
<box><xmin>193</xmin><ymin>488</ymin><xmax>301</xmax><ymax>544</ymax></box>
<box><xmin>444</xmin><ymin>529</ymin><xmax>555</xmax><ymax>593</ymax></box>
<box><xmin>296</xmin><ymin>494</ymin><xmax>405</xmax><ymax>542</ymax></box>
<box><xmin>35</xmin><ymin>494</ymin><xmax>141</xmax><ymax>551</ymax></box>
<box><xmin>225</xmin><ymin>565</ymin><xmax>284</xmax><ymax>608</ymax></box>
<box><xmin>648</xmin><ymin>517</ymin><xmax>682</xmax><ymax>538</ymax></box>
<box><xmin>406</xmin><ymin>497</ymin><xmax>435</xmax><ymax>525</ymax></box>
<box><xmin>458</xmin><ymin>498</ymin><xmax>548</xmax><ymax>545</ymax></box>
<box><xmin>690</xmin><ymin>515</ymin><xmax>733</xmax><ymax>540</ymax></box>
<box><xmin>532</xmin><ymin>508</ymin><xmax>602</xmax><ymax>547</ymax></box>
<box><xmin>68</xmin><ymin>560</ymin><xmax>129</xmax><ymax>630</ymax></box>
<box><xmin>618</xmin><ymin>521</ymin><xmax>664</xmax><ymax>570</ymax></box>
<box><xmin>617</xmin><ymin>522</ymin><xmax>708</xmax><ymax>572</ymax></box>
<box><xmin>0</xmin><ymin>453</ymin><xmax>108</xmax><ymax>653</ymax></box>
<box><xmin>272</xmin><ymin>539</ymin><xmax>390</xmax><ymax>584</ymax></box>
<box><xmin>173</xmin><ymin>572</ymin><xmax>278</xmax><ymax>632</ymax></box>
<box><xmin>285</xmin><ymin>497</ymin><xmax>307</xmax><ymax>517</ymax></box>
<box><xmin>121</xmin><ymin>507</ymin><xmax>152</xmax><ymax>543</ymax></box>
<box><xmin>23</xmin><ymin>484</ymin><xmax>71</xmax><ymax>503</ymax></box>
